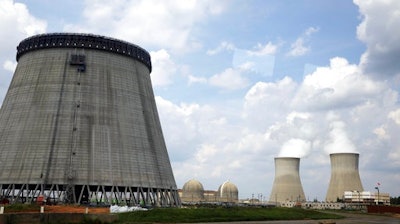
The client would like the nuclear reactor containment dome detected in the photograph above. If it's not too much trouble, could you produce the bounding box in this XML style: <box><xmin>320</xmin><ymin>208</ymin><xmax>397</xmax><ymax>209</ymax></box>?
<box><xmin>181</xmin><ymin>179</ymin><xmax>204</xmax><ymax>202</ymax></box>
<box><xmin>269</xmin><ymin>157</ymin><xmax>306</xmax><ymax>203</ymax></box>
<box><xmin>325</xmin><ymin>153</ymin><xmax>363</xmax><ymax>202</ymax></box>
<box><xmin>0</xmin><ymin>33</ymin><xmax>180</xmax><ymax>206</ymax></box>
<box><xmin>218</xmin><ymin>181</ymin><xmax>238</xmax><ymax>203</ymax></box>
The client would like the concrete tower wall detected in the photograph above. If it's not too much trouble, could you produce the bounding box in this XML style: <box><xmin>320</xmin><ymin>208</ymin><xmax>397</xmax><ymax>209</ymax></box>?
<box><xmin>0</xmin><ymin>33</ymin><xmax>179</xmax><ymax>206</ymax></box>
<box><xmin>325</xmin><ymin>153</ymin><xmax>363</xmax><ymax>202</ymax></box>
<box><xmin>269</xmin><ymin>157</ymin><xmax>306</xmax><ymax>203</ymax></box>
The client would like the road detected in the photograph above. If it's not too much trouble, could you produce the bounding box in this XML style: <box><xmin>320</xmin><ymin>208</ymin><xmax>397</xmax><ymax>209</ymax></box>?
<box><xmin>187</xmin><ymin>212</ymin><xmax>400</xmax><ymax>224</ymax></box>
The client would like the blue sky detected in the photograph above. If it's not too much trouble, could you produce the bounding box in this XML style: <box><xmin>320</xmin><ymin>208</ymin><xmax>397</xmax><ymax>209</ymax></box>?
<box><xmin>1</xmin><ymin>0</ymin><xmax>399</xmax><ymax>201</ymax></box>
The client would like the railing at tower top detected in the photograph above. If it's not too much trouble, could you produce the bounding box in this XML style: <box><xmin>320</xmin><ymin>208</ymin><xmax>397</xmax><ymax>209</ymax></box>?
<box><xmin>16</xmin><ymin>33</ymin><xmax>152</xmax><ymax>72</ymax></box>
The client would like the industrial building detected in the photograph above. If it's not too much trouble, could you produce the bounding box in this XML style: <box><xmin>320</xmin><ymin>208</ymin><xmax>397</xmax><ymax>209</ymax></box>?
<box><xmin>343</xmin><ymin>191</ymin><xmax>390</xmax><ymax>205</ymax></box>
<box><xmin>269</xmin><ymin>157</ymin><xmax>306</xmax><ymax>204</ymax></box>
<box><xmin>0</xmin><ymin>33</ymin><xmax>180</xmax><ymax>206</ymax></box>
<box><xmin>180</xmin><ymin>179</ymin><xmax>204</xmax><ymax>202</ymax></box>
<box><xmin>178</xmin><ymin>179</ymin><xmax>238</xmax><ymax>204</ymax></box>
<box><xmin>217</xmin><ymin>180</ymin><xmax>239</xmax><ymax>203</ymax></box>
<box><xmin>267</xmin><ymin>152</ymin><xmax>391</xmax><ymax>209</ymax></box>
<box><xmin>325</xmin><ymin>153</ymin><xmax>364</xmax><ymax>202</ymax></box>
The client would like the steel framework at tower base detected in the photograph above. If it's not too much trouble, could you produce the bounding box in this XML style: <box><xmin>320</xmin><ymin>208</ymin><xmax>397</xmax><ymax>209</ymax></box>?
<box><xmin>0</xmin><ymin>184</ymin><xmax>181</xmax><ymax>207</ymax></box>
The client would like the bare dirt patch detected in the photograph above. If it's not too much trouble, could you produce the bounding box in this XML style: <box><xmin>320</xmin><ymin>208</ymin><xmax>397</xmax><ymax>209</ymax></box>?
<box><xmin>3</xmin><ymin>205</ymin><xmax>109</xmax><ymax>214</ymax></box>
<box><xmin>44</xmin><ymin>205</ymin><xmax>109</xmax><ymax>214</ymax></box>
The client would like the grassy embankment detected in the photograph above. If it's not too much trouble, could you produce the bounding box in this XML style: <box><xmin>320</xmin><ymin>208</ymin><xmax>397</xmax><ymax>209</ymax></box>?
<box><xmin>1</xmin><ymin>204</ymin><xmax>344</xmax><ymax>223</ymax></box>
<box><xmin>1</xmin><ymin>203</ymin><xmax>41</xmax><ymax>213</ymax></box>
<box><xmin>116</xmin><ymin>206</ymin><xmax>343</xmax><ymax>223</ymax></box>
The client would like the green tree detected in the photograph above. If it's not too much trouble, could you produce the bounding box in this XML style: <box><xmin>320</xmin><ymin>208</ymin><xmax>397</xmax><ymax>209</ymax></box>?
<box><xmin>390</xmin><ymin>196</ymin><xmax>400</xmax><ymax>205</ymax></box>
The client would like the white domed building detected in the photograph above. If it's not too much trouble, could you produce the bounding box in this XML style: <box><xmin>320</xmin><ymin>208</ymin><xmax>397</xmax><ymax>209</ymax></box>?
<box><xmin>217</xmin><ymin>181</ymin><xmax>239</xmax><ymax>203</ymax></box>
<box><xmin>180</xmin><ymin>179</ymin><xmax>205</xmax><ymax>202</ymax></box>
<box><xmin>179</xmin><ymin>179</ymin><xmax>239</xmax><ymax>204</ymax></box>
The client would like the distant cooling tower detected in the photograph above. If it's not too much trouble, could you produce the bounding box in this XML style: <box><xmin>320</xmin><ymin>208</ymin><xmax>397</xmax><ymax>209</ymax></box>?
<box><xmin>0</xmin><ymin>33</ymin><xmax>180</xmax><ymax>206</ymax></box>
<box><xmin>269</xmin><ymin>157</ymin><xmax>306</xmax><ymax>203</ymax></box>
<box><xmin>325</xmin><ymin>153</ymin><xmax>363</xmax><ymax>202</ymax></box>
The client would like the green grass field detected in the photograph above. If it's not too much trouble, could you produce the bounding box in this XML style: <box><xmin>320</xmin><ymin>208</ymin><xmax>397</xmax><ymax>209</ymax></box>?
<box><xmin>116</xmin><ymin>206</ymin><xmax>343</xmax><ymax>223</ymax></box>
<box><xmin>1</xmin><ymin>203</ymin><xmax>41</xmax><ymax>212</ymax></box>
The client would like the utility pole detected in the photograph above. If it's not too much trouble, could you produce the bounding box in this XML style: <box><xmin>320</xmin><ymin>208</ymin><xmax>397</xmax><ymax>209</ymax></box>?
<box><xmin>375</xmin><ymin>187</ymin><xmax>380</xmax><ymax>205</ymax></box>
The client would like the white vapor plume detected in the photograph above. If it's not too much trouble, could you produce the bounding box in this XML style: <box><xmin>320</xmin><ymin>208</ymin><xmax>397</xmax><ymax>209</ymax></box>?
<box><xmin>279</xmin><ymin>138</ymin><xmax>311</xmax><ymax>158</ymax></box>
<box><xmin>324</xmin><ymin>120</ymin><xmax>357</xmax><ymax>154</ymax></box>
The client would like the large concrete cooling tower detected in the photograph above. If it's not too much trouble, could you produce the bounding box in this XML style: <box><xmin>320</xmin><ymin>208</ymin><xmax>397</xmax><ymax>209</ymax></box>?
<box><xmin>325</xmin><ymin>153</ymin><xmax>363</xmax><ymax>202</ymax></box>
<box><xmin>269</xmin><ymin>157</ymin><xmax>306</xmax><ymax>203</ymax></box>
<box><xmin>0</xmin><ymin>33</ymin><xmax>180</xmax><ymax>206</ymax></box>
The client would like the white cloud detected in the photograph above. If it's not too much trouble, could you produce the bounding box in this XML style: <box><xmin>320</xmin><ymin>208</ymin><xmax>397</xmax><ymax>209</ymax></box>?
<box><xmin>209</xmin><ymin>68</ymin><xmax>249</xmax><ymax>90</ymax></box>
<box><xmin>287</xmin><ymin>27</ymin><xmax>319</xmax><ymax>57</ymax></box>
<box><xmin>156</xmin><ymin>96</ymin><xmax>236</xmax><ymax>160</ymax></box>
<box><xmin>373</xmin><ymin>126</ymin><xmax>389</xmax><ymax>140</ymax></box>
<box><xmin>355</xmin><ymin>0</ymin><xmax>400</xmax><ymax>78</ymax></box>
<box><xmin>288</xmin><ymin>38</ymin><xmax>308</xmax><ymax>57</ymax></box>
<box><xmin>232</xmin><ymin>42</ymin><xmax>278</xmax><ymax>76</ymax></box>
<box><xmin>195</xmin><ymin>144</ymin><xmax>217</xmax><ymax>163</ymax></box>
<box><xmin>0</xmin><ymin>0</ymin><xmax>46</xmax><ymax>38</ymax></box>
<box><xmin>388</xmin><ymin>109</ymin><xmax>400</xmax><ymax>125</ymax></box>
<box><xmin>0</xmin><ymin>0</ymin><xmax>47</xmax><ymax>104</ymax></box>
<box><xmin>356</xmin><ymin>0</ymin><xmax>400</xmax><ymax>54</ymax></box>
<box><xmin>244</xmin><ymin>77</ymin><xmax>297</xmax><ymax>107</ymax></box>
<box><xmin>207</xmin><ymin>41</ymin><xmax>235</xmax><ymax>55</ymax></box>
<box><xmin>150</xmin><ymin>49</ymin><xmax>177</xmax><ymax>87</ymax></box>
<box><xmin>286</xmin><ymin>112</ymin><xmax>311</xmax><ymax>124</ymax></box>
<box><xmin>292</xmin><ymin>57</ymin><xmax>383</xmax><ymax>111</ymax></box>
<box><xmin>0</xmin><ymin>0</ymin><xmax>47</xmax><ymax>55</ymax></box>
<box><xmin>65</xmin><ymin>0</ymin><xmax>227</xmax><ymax>52</ymax></box>
<box><xmin>247</xmin><ymin>41</ymin><xmax>278</xmax><ymax>56</ymax></box>
<box><xmin>3</xmin><ymin>60</ymin><xmax>17</xmax><ymax>73</ymax></box>
<box><xmin>188</xmin><ymin>74</ymin><xmax>207</xmax><ymax>85</ymax></box>
<box><xmin>305</xmin><ymin>27</ymin><xmax>319</xmax><ymax>36</ymax></box>
<box><xmin>243</xmin><ymin>77</ymin><xmax>297</xmax><ymax>129</ymax></box>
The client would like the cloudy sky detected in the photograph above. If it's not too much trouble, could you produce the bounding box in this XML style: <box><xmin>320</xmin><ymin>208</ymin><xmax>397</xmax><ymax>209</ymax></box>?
<box><xmin>1</xmin><ymin>0</ymin><xmax>400</xmax><ymax>201</ymax></box>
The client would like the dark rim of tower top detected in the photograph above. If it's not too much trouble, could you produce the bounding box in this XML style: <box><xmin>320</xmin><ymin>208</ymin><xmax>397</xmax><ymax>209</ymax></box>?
<box><xmin>16</xmin><ymin>33</ymin><xmax>152</xmax><ymax>72</ymax></box>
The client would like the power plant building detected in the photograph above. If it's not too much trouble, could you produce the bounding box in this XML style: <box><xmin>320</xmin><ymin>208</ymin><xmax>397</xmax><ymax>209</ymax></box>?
<box><xmin>325</xmin><ymin>153</ymin><xmax>363</xmax><ymax>202</ymax></box>
<box><xmin>269</xmin><ymin>157</ymin><xmax>306</xmax><ymax>204</ymax></box>
<box><xmin>217</xmin><ymin>181</ymin><xmax>239</xmax><ymax>203</ymax></box>
<box><xmin>178</xmin><ymin>179</ymin><xmax>238</xmax><ymax>204</ymax></box>
<box><xmin>180</xmin><ymin>179</ymin><xmax>204</xmax><ymax>202</ymax></box>
<box><xmin>0</xmin><ymin>33</ymin><xmax>180</xmax><ymax>206</ymax></box>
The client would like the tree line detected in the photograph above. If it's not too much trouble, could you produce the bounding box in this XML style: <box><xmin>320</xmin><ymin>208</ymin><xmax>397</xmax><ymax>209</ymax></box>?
<box><xmin>390</xmin><ymin>196</ymin><xmax>400</xmax><ymax>205</ymax></box>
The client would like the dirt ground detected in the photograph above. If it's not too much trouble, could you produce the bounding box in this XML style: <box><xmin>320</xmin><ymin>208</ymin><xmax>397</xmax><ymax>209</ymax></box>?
<box><xmin>44</xmin><ymin>205</ymin><xmax>110</xmax><ymax>214</ymax></box>
<box><xmin>3</xmin><ymin>205</ymin><xmax>110</xmax><ymax>214</ymax></box>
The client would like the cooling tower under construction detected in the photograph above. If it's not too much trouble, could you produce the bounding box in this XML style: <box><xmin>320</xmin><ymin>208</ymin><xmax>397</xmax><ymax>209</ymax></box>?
<box><xmin>269</xmin><ymin>157</ymin><xmax>306</xmax><ymax>203</ymax></box>
<box><xmin>325</xmin><ymin>153</ymin><xmax>363</xmax><ymax>202</ymax></box>
<box><xmin>0</xmin><ymin>33</ymin><xmax>180</xmax><ymax>206</ymax></box>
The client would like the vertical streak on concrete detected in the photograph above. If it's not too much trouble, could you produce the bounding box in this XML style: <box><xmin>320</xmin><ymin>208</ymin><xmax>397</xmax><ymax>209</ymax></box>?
<box><xmin>43</xmin><ymin>53</ymin><xmax>69</xmax><ymax>189</ymax></box>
